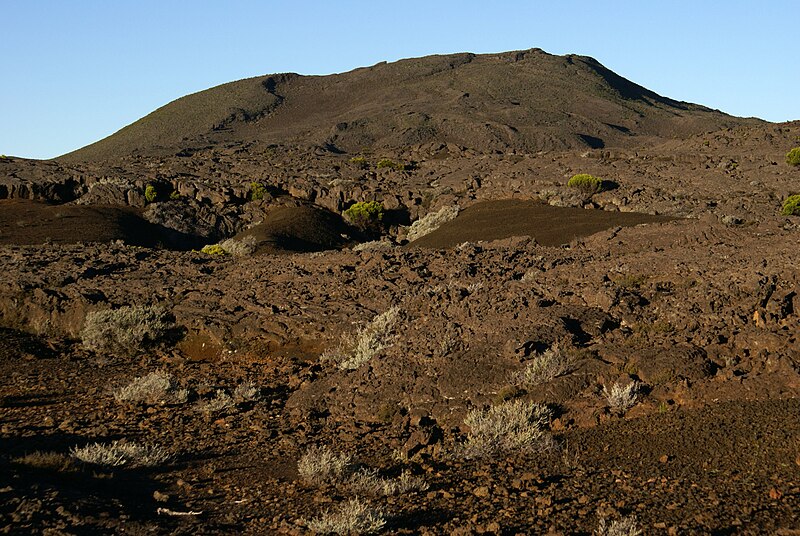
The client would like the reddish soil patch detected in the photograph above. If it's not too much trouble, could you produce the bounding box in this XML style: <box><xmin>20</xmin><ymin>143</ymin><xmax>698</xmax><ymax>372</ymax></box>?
<box><xmin>0</xmin><ymin>200</ymin><xmax>163</xmax><ymax>247</ymax></box>
<box><xmin>411</xmin><ymin>199</ymin><xmax>674</xmax><ymax>248</ymax></box>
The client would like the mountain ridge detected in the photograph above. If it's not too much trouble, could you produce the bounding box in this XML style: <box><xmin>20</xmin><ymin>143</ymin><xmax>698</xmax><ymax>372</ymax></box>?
<box><xmin>61</xmin><ymin>48</ymin><xmax>762</xmax><ymax>162</ymax></box>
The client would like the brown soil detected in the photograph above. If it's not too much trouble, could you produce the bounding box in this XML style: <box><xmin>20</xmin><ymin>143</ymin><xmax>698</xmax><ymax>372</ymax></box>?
<box><xmin>0</xmin><ymin>200</ymin><xmax>163</xmax><ymax>247</ymax></box>
<box><xmin>1</xmin><ymin>50</ymin><xmax>799</xmax><ymax>535</ymax></box>
<box><xmin>410</xmin><ymin>199</ymin><xmax>673</xmax><ymax>248</ymax></box>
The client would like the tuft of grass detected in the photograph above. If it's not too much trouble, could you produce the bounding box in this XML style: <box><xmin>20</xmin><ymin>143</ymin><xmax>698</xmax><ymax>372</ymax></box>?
<box><xmin>298</xmin><ymin>446</ymin><xmax>354</xmax><ymax>486</ymax></box>
<box><xmin>461</xmin><ymin>399</ymin><xmax>553</xmax><ymax>459</ymax></box>
<box><xmin>512</xmin><ymin>346</ymin><xmax>574</xmax><ymax>386</ymax></box>
<box><xmin>201</xmin><ymin>236</ymin><xmax>258</xmax><ymax>257</ymax></box>
<box><xmin>352</xmin><ymin>239</ymin><xmax>394</xmax><ymax>252</ymax></box>
<box><xmin>71</xmin><ymin>441</ymin><xmax>171</xmax><ymax>468</ymax></box>
<box><xmin>349</xmin><ymin>155</ymin><xmax>369</xmax><ymax>169</ymax></box>
<box><xmin>596</xmin><ymin>515</ymin><xmax>643</xmax><ymax>536</ymax></box>
<box><xmin>217</xmin><ymin>235</ymin><xmax>258</xmax><ymax>256</ymax></box>
<box><xmin>376</xmin><ymin>158</ymin><xmax>405</xmax><ymax>171</ymax></box>
<box><xmin>603</xmin><ymin>381</ymin><xmax>640</xmax><ymax>413</ymax></box>
<box><xmin>568</xmin><ymin>173</ymin><xmax>607</xmax><ymax>193</ymax></box>
<box><xmin>786</xmin><ymin>147</ymin><xmax>800</xmax><ymax>167</ymax></box>
<box><xmin>347</xmin><ymin>469</ymin><xmax>429</xmax><ymax>497</ymax></box>
<box><xmin>406</xmin><ymin>205</ymin><xmax>460</xmax><ymax>242</ymax></box>
<box><xmin>114</xmin><ymin>371</ymin><xmax>189</xmax><ymax>406</ymax></box>
<box><xmin>781</xmin><ymin>194</ymin><xmax>800</xmax><ymax>216</ymax></box>
<box><xmin>13</xmin><ymin>451</ymin><xmax>77</xmax><ymax>473</ymax></box>
<box><xmin>335</xmin><ymin>307</ymin><xmax>400</xmax><ymax>371</ymax></box>
<box><xmin>306</xmin><ymin>498</ymin><xmax>386</xmax><ymax>535</ymax></box>
<box><xmin>232</xmin><ymin>381</ymin><xmax>261</xmax><ymax>403</ymax></box>
<box><xmin>196</xmin><ymin>390</ymin><xmax>235</xmax><ymax>414</ymax></box>
<box><xmin>81</xmin><ymin>305</ymin><xmax>176</xmax><ymax>357</ymax></box>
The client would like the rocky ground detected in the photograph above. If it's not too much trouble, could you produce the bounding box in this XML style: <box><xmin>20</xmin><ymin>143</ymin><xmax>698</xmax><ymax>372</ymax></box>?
<box><xmin>0</xmin><ymin>119</ymin><xmax>799</xmax><ymax>534</ymax></box>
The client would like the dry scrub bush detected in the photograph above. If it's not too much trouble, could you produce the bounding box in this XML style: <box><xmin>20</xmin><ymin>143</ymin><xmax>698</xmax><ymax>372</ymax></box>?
<box><xmin>603</xmin><ymin>381</ymin><xmax>640</xmax><ymax>412</ymax></box>
<box><xmin>352</xmin><ymin>239</ymin><xmax>394</xmax><ymax>252</ymax></box>
<box><xmin>347</xmin><ymin>469</ymin><xmax>429</xmax><ymax>497</ymax></box>
<box><xmin>406</xmin><ymin>205</ymin><xmax>460</xmax><ymax>242</ymax></box>
<box><xmin>81</xmin><ymin>305</ymin><xmax>175</xmax><ymax>356</ymax></box>
<box><xmin>13</xmin><ymin>451</ymin><xmax>77</xmax><ymax>473</ymax></box>
<box><xmin>306</xmin><ymin>498</ymin><xmax>386</xmax><ymax>535</ymax></box>
<box><xmin>196</xmin><ymin>390</ymin><xmax>235</xmax><ymax>414</ymax></box>
<box><xmin>298</xmin><ymin>446</ymin><xmax>354</xmax><ymax>486</ymax></box>
<box><xmin>512</xmin><ymin>346</ymin><xmax>574</xmax><ymax>386</ymax></box>
<box><xmin>217</xmin><ymin>235</ymin><xmax>258</xmax><ymax>256</ymax></box>
<box><xmin>114</xmin><ymin>371</ymin><xmax>189</xmax><ymax>405</ymax></box>
<box><xmin>232</xmin><ymin>381</ymin><xmax>260</xmax><ymax>402</ymax></box>
<box><xmin>335</xmin><ymin>307</ymin><xmax>400</xmax><ymax>371</ymax></box>
<box><xmin>71</xmin><ymin>441</ymin><xmax>171</xmax><ymax>467</ymax></box>
<box><xmin>461</xmin><ymin>399</ymin><xmax>553</xmax><ymax>459</ymax></box>
<box><xmin>596</xmin><ymin>515</ymin><xmax>642</xmax><ymax>536</ymax></box>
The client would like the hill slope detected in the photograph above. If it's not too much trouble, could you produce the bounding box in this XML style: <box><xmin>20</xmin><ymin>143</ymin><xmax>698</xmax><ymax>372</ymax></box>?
<box><xmin>63</xmin><ymin>48</ymin><xmax>760</xmax><ymax>161</ymax></box>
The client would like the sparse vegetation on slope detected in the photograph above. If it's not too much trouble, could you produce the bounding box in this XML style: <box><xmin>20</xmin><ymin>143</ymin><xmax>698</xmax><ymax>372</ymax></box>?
<box><xmin>81</xmin><ymin>305</ymin><xmax>176</xmax><ymax>356</ymax></box>
<box><xmin>786</xmin><ymin>147</ymin><xmax>800</xmax><ymax>166</ymax></box>
<box><xmin>568</xmin><ymin>173</ymin><xmax>607</xmax><ymax>193</ymax></box>
<box><xmin>344</xmin><ymin>201</ymin><xmax>385</xmax><ymax>232</ymax></box>
<box><xmin>461</xmin><ymin>399</ymin><xmax>553</xmax><ymax>459</ymax></box>
<box><xmin>781</xmin><ymin>194</ymin><xmax>800</xmax><ymax>216</ymax></box>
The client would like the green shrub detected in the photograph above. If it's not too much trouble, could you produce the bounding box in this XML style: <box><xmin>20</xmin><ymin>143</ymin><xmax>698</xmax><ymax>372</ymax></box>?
<box><xmin>344</xmin><ymin>201</ymin><xmax>385</xmax><ymax>231</ymax></box>
<box><xmin>567</xmin><ymin>173</ymin><xmax>606</xmax><ymax>193</ymax></box>
<box><xmin>350</xmin><ymin>155</ymin><xmax>368</xmax><ymax>169</ymax></box>
<box><xmin>144</xmin><ymin>184</ymin><xmax>158</xmax><ymax>203</ymax></box>
<box><xmin>201</xmin><ymin>244</ymin><xmax>228</xmax><ymax>255</ymax></box>
<box><xmin>376</xmin><ymin>158</ymin><xmax>406</xmax><ymax>171</ymax></box>
<box><xmin>250</xmin><ymin>181</ymin><xmax>267</xmax><ymax>201</ymax></box>
<box><xmin>781</xmin><ymin>194</ymin><xmax>800</xmax><ymax>216</ymax></box>
<box><xmin>786</xmin><ymin>147</ymin><xmax>800</xmax><ymax>167</ymax></box>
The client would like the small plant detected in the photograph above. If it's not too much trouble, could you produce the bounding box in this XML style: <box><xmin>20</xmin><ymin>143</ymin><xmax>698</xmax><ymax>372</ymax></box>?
<box><xmin>568</xmin><ymin>173</ymin><xmax>606</xmax><ymax>193</ymax></box>
<box><xmin>461</xmin><ymin>399</ymin><xmax>553</xmax><ymax>459</ymax></box>
<box><xmin>114</xmin><ymin>371</ymin><xmax>189</xmax><ymax>405</ymax></box>
<box><xmin>298</xmin><ymin>446</ymin><xmax>354</xmax><ymax>486</ymax></box>
<box><xmin>347</xmin><ymin>469</ymin><xmax>429</xmax><ymax>497</ymax></box>
<box><xmin>512</xmin><ymin>346</ymin><xmax>574</xmax><ymax>386</ymax></box>
<box><xmin>217</xmin><ymin>235</ymin><xmax>258</xmax><ymax>256</ymax></box>
<box><xmin>71</xmin><ymin>441</ymin><xmax>171</xmax><ymax>467</ymax></box>
<box><xmin>335</xmin><ymin>306</ymin><xmax>400</xmax><ymax>371</ymax></box>
<box><xmin>603</xmin><ymin>380</ymin><xmax>640</xmax><ymax>413</ymax></box>
<box><xmin>232</xmin><ymin>381</ymin><xmax>261</xmax><ymax>403</ymax></box>
<box><xmin>144</xmin><ymin>184</ymin><xmax>158</xmax><ymax>203</ymax></box>
<box><xmin>250</xmin><ymin>181</ymin><xmax>267</xmax><ymax>201</ymax></box>
<box><xmin>196</xmin><ymin>390</ymin><xmax>235</xmax><ymax>414</ymax></box>
<box><xmin>376</xmin><ymin>158</ymin><xmax>405</xmax><ymax>171</ymax></box>
<box><xmin>786</xmin><ymin>147</ymin><xmax>800</xmax><ymax>167</ymax></box>
<box><xmin>406</xmin><ymin>205</ymin><xmax>460</xmax><ymax>242</ymax></box>
<box><xmin>349</xmin><ymin>155</ymin><xmax>369</xmax><ymax>169</ymax></box>
<box><xmin>0</xmin><ymin>154</ymin><xmax>8</xmax><ymax>160</ymax></box>
<box><xmin>13</xmin><ymin>451</ymin><xmax>77</xmax><ymax>473</ymax></box>
<box><xmin>81</xmin><ymin>305</ymin><xmax>176</xmax><ymax>357</ymax></box>
<box><xmin>344</xmin><ymin>201</ymin><xmax>385</xmax><ymax>232</ymax></box>
<box><xmin>596</xmin><ymin>515</ymin><xmax>643</xmax><ymax>536</ymax></box>
<box><xmin>169</xmin><ymin>190</ymin><xmax>181</xmax><ymax>200</ymax></box>
<box><xmin>306</xmin><ymin>498</ymin><xmax>386</xmax><ymax>535</ymax></box>
<box><xmin>201</xmin><ymin>244</ymin><xmax>228</xmax><ymax>255</ymax></box>
<box><xmin>781</xmin><ymin>194</ymin><xmax>800</xmax><ymax>216</ymax></box>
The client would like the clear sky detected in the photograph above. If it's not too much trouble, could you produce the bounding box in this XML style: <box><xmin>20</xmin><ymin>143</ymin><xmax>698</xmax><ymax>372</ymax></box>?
<box><xmin>3</xmin><ymin>0</ymin><xmax>797</xmax><ymax>159</ymax></box>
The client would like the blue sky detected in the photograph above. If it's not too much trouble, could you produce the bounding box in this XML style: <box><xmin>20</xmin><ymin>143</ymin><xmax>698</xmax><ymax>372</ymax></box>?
<box><xmin>3</xmin><ymin>1</ymin><xmax>797</xmax><ymax>159</ymax></box>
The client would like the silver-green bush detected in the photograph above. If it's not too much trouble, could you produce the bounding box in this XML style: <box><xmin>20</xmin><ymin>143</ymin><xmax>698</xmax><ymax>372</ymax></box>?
<box><xmin>81</xmin><ymin>305</ymin><xmax>175</xmax><ymax>356</ymax></box>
